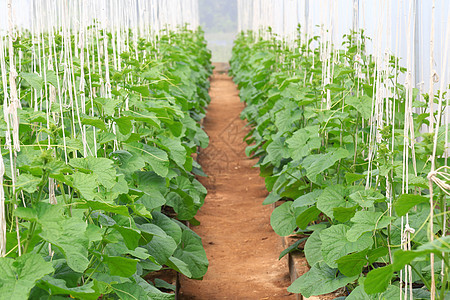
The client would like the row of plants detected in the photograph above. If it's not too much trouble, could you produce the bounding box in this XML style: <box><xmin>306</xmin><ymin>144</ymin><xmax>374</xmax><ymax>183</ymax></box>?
<box><xmin>0</xmin><ymin>27</ymin><xmax>212</xmax><ymax>299</ymax></box>
<box><xmin>230</xmin><ymin>30</ymin><xmax>449</xmax><ymax>299</ymax></box>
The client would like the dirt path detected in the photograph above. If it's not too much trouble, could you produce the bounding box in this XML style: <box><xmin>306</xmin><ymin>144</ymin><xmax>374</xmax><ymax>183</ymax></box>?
<box><xmin>179</xmin><ymin>66</ymin><xmax>294</xmax><ymax>300</ymax></box>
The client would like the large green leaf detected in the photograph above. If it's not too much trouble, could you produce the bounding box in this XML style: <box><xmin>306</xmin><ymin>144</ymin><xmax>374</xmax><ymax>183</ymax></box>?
<box><xmin>139</xmin><ymin>224</ymin><xmax>177</xmax><ymax>265</ymax></box>
<box><xmin>0</xmin><ymin>253</ymin><xmax>54</xmax><ymax>300</ymax></box>
<box><xmin>36</xmin><ymin>204</ymin><xmax>90</xmax><ymax>273</ymax></box>
<box><xmin>295</xmin><ymin>205</ymin><xmax>321</xmax><ymax>230</ymax></box>
<box><xmin>20</xmin><ymin>72</ymin><xmax>44</xmax><ymax>91</ymax></box>
<box><xmin>125</xmin><ymin>143</ymin><xmax>169</xmax><ymax>177</ymax></box>
<box><xmin>16</xmin><ymin>173</ymin><xmax>40</xmax><ymax>193</ymax></box>
<box><xmin>304</xmin><ymin>228</ymin><xmax>324</xmax><ymax>267</ymax></box>
<box><xmin>320</xmin><ymin>224</ymin><xmax>373</xmax><ymax>268</ymax></box>
<box><xmin>262</xmin><ymin>137</ymin><xmax>289</xmax><ymax>167</ymax></box>
<box><xmin>172</xmin><ymin>226</ymin><xmax>208</xmax><ymax>279</ymax></box>
<box><xmin>166</xmin><ymin>256</ymin><xmax>192</xmax><ymax>278</ymax></box>
<box><xmin>38</xmin><ymin>276</ymin><xmax>100</xmax><ymax>300</ymax></box>
<box><xmin>292</xmin><ymin>190</ymin><xmax>322</xmax><ymax>207</ymax></box>
<box><xmin>151</xmin><ymin>212</ymin><xmax>182</xmax><ymax>245</ymax></box>
<box><xmin>364</xmin><ymin>265</ymin><xmax>393</xmax><ymax>294</ymax></box>
<box><xmin>72</xmin><ymin>173</ymin><xmax>98</xmax><ymax>200</ymax></box>
<box><xmin>70</xmin><ymin>157</ymin><xmax>117</xmax><ymax>189</ymax></box>
<box><xmin>345</xmin><ymin>95</ymin><xmax>373</xmax><ymax>119</ymax></box>
<box><xmin>286</xmin><ymin>125</ymin><xmax>322</xmax><ymax>160</ymax></box>
<box><xmin>112</xmin><ymin>282</ymin><xmax>150</xmax><ymax>300</ymax></box>
<box><xmin>287</xmin><ymin>261</ymin><xmax>358</xmax><ymax>297</ymax></box>
<box><xmin>112</xmin><ymin>150</ymin><xmax>146</xmax><ymax>175</ymax></box>
<box><xmin>81</xmin><ymin>115</ymin><xmax>108</xmax><ymax>131</ymax></box>
<box><xmin>346</xmin><ymin>211</ymin><xmax>393</xmax><ymax>242</ymax></box>
<box><xmin>348</xmin><ymin>188</ymin><xmax>385</xmax><ymax>208</ymax></box>
<box><xmin>393</xmin><ymin>194</ymin><xmax>428</xmax><ymax>217</ymax></box>
<box><xmin>303</xmin><ymin>148</ymin><xmax>349</xmax><ymax>180</ymax></box>
<box><xmin>103</xmin><ymin>256</ymin><xmax>138</xmax><ymax>277</ymax></box>
<box><xmin>317</xmin><ymin>184</ymin><xmax>354</xmax><ymax>218</ymax></box>
<box><xmin>346</xmin><ymin>285</ymin><xmax>371</xmax><ymax>300</ymax></box>
<box><xmin>77</xmin><ymin>200</ymin><xmax>130</xmax><ymax>216</ymax></box>
<box><xmin>417</xmin><ymin>235</ymin><xmax>450</xmax><ymax>253</ymax></box>
<box><xmin>336</xmin><ymin>249</ymin><xmax>369</xmax><ymax>277</ymax></box>
<box><xmin>270</xmin><ymin>201</ymin><xmax>296</xmax><ymax>236</ymax></box>
<box><xmin>136</xmin><ymin>190</ymin><xmax>165</xmax><ymax>211</ymax></box>
<box><xmin>159</xmin><ymin>136</ymin><xmax>186</xmax><ymax>167</ymax></box>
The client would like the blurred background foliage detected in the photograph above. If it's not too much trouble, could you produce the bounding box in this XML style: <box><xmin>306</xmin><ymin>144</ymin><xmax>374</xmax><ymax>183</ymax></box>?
<box><xmin>199</xmin><ymin>0</ymin><xmax>237</xmax><ymax>62</ymax></box>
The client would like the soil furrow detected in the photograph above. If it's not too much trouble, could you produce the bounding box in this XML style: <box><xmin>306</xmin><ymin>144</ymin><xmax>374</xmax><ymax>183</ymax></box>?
<box><xmin>179</xmin><ymin>66</ymin><xmax>294</xmax><ymax>300</ymax></box>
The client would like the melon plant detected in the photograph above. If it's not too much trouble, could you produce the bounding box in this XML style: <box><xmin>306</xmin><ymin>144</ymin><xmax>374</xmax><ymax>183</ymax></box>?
<box><xmin>0</xmin><ymin>24</ymin><xmax>212</xmax><ymax>299</ymax></box>
<box><xmin>230</xmin><ymin>30</ymin><xmax>449</xmax><ymax>299</ymax></box>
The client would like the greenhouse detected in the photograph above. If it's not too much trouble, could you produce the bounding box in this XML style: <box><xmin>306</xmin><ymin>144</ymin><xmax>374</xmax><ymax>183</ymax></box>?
<box><xmin>0</xmin><ymin>0</ymin><xmax>448</xmax><ymax>299</ymax></box>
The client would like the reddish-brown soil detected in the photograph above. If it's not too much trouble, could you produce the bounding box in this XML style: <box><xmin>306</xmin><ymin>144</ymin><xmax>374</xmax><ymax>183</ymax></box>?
<box><xmin>179</xmin><ymin>67</ymin><xmax>294</xmax><ymax>299</ymax></box>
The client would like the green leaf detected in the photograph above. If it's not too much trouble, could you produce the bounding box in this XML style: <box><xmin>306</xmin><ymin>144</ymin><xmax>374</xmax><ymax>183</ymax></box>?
<box><xmin>347</xmin><ymin>211</ymin><xmax>393</xmax><ymax>242</ymax></box>
<box><xmin>166</xmin><ymin>191</ymin><xmax>196</xmax><ymax>220</ymax></box>
<box><xmin>287</xmin><ymin>261</ymin><xmax>358</xmax><ymax>297</ymax></box>
<box><xmin>367</xmin><ymin>247</ymin><xmax>389</xmax><ymax>264</ymax></box>
<box><xmin>112</xmin><ymin>150</ymin><xmax>146</xmax><ymax>174</ymax></box>
<box><xmin>393</xmin><ymin>194</ymin><xmax>429</xmax><ymax>217</ymax></box>
<box><xmin>262</xmin><ymin>137</ymin><xmax>289</xmax><ymax>167</ymax></box>
<box><xmin>345</xmin><ymin>173</ymin><xmax>366</xmax><ymax>184</ymax></box>
<box><xmin>166</xmin><ymin>256</ymin><xmax>192</xmax><ymax>278</ymax></box>
<box><xmin>0</xmin><ymin>253</ymin><xmax>54</xmax><ymax>300</ymax></box>
<box><xmin>303</xmin><ymin>148</ymin><xmax>349</xmax><ymax>180</ymax></box>
<box><xmin>159</xmin><ymin>136</ymin><xmax>186</xmax><ymax>167</ymax></box>
<box><xmin>295</xmin><ymin>206</ymin><xmax>321</xmax><ymax>230</ymax></box>
<box><xmin>172</xmin><ymin>226</ymin><xmax>208</xmax><ymax>279</ymax></box>
<box><xmin>292</xmin><ymin>190</ymin><xmax>322</xmax><ymax>207</ymax></box>
<box><xmin>16</xmin><ymin>173</ymin><xmax>40</xmax><ymax>193</ymax></box>
<box><xmin>112</xmin><ymin>282</ymin><xmax>149</xmax><ymax>300</ymax></box>
<box><xmin>304</xmin><ymin>228</ymin><xmax>324</xmax><ymax>266</ymax></box>
<box><xmin>134</xmin><ymin>277</ymin><xmax>175</xmax><ymax>299</ymax></box>
<box><xmin>151</xmin><ymin>212</ymin><xmax>182</xmax><ymax>245</ymax></box>
<box><xmin>121</xmin><ymin>111</ymin><xmax>160</xmax><ymax>129</ymax></box>
<box><xmin>270</xmin><ymin>202</ymin><xmax>296</xmax><ymax>236</ymax></box>
<box><xmin>137</xmin><ymin>191</ymin><xmax>166</xmax><ymax>211</ymax></box>
<box><xmin>20</xmin><ymin>72</ymin><xmax>44</xmax><ymax>90</ymax></box>
<box><xmin>113</xmin><ymin>224</ymin><xmax>141</xmax><ymax>250</ymax></box>
<box><xmin>77</xmin><ymin>200</ymin><xmax>130</xmax><ymax>216</ymax></box>
<box><xmin>333</xmin><ymin>206</ymin><xmax>357</xmax><ymax>223</ymax></box>
<box><xmin>70</xmin><ymin>157</ymin><xmax>117</xmax><ymax>189</ymax></box>
<box><xmin>286</xmin><ymin>125</ymin><xmax>321</xmax><ymax>160</ymax></box>
<box><xmin>154</xmin><ymin>278</ymin><xmax>176</xmax><ymax>292</ymax></box>
<box><xmin>38</xmin><ymin>276</ymin><xmax>100</xmax><ymax>300</ymax></box>
<box><xmin>125</xmin><ymin>143</ymin><xmax>169</xmax><ymax>177</ymax></box>
<box><xmin>36</xmin><ymin>204</ymin><xmax>90</xmax><ymax>273</ymax></box>
<box><xmin>417</xmin><ymin>235</ymin><xmax>450</xmax><ymax>253</ymax></box>
<box><xmin>94</xmin><ymin>97</ymin><xmax>122</xmax><ymax>117</ymax></box>
<box><xmin>348</xmin><ymin>189</ymin><xmax>385</xmax><ymax>208</ymax></box>
<box><xmin>346</xmin><ymin>285</ymin><xmax>371</xmax><ymax>300</ymax></box>
<box><xmin>45</xmin><ymin>70</ymin><xmax>59</xmax><ymax>87</ymax></box>
<box><xmin>81</xmin><ymin>115</ymin><xmax>108</xmax><ymax>131</ymax></box>
<box><xmin>345</xmin><ymin>95</ymin><xmax>373</xmax><ymax>119</ymax></box>
<box><xmin>364</xmin><ymin>265</ymin><xmax>393</xmax><ymax>294</ymax></box>
<box><xmin>130</xmin><ymin>85</ymin><xmax>150</xmax><ymax>97</ymax></box>
<box><xmin>317</xmin><ymin>185</ymin><xmax>353</xmax><ymax>218</ymax></box>
<box><xmin>139</xmin><ymin>224</ymin><xmax>177</xmax><ymax>265</ymax></box>
<box><xmin>279</xmin><ymin>238</ymin><xmax>307</xmax><ymax>260</ymax></box>
<box><xmin>320</xmin><ymin>224</ymin><xmax>373</xmax><ymax>268</ymax></box>
<box><xmin>336</xmin><ymin>249</ymin><xmax>369</xmax><ymax>277</ymax></box>
<box><xmin>103</xmin><ymin>256</ymin><xmax>138</xmax><ymax>277</ymax></box>
<box><xmin>262</xmin><ymin>192</ymin><xmax>281</xmax><ymax>205</ymax></box>
<box><xmin>115</xmin><ymin>117</ymin><xmax>133</xmax><ymax>135</ymax></box>
<box><xmin>73</xmin><ymin>173</ymin><xmax>98</xmax><ymax>200</ymax></box>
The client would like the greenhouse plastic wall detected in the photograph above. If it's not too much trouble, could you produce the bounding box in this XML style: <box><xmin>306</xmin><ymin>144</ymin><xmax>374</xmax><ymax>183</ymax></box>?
<box><xmin>0</xmin><ymin>0</ymin><xmax>200</xmax><ymax>33</ymax></box>
<box><xmin>238</xmin><ymin>0</ymin><xmax>450</xmax><ymax>100</ymax></box>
